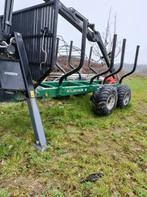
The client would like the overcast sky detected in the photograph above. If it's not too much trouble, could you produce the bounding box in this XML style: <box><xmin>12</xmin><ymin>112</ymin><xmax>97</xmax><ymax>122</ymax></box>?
<box><xmin>0</xmin><ymin>0</ymin><xmax>147</xmax><ymax>64</ymax></box>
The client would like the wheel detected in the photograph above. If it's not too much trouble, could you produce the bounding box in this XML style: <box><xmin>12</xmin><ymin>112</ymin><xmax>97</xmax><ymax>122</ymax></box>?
<box><xmin>91</xmin><ymin>85</ymin><xmax>118</xmax><ymax>116</ymax></box>
<box><xmin>117</xmin><ymin>85</ymin><xmax>131</xmax><ymax>108</ymax></box>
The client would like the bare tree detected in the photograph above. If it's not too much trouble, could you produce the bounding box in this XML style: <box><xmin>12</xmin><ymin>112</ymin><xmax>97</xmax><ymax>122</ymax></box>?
<box><xmin>89</xmin><ymin>8</ymin><xmax>121</xmax><ymax>64</ymax></box>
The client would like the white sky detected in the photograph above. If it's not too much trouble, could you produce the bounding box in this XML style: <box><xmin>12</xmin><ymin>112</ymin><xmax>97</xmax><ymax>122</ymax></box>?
<box><xmin>0</xmin><ymin>0</ymin><xmax>146</xmax><ymax>64</ymax></box>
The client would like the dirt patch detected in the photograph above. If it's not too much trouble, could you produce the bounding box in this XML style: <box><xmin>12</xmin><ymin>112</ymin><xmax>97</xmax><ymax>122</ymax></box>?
<box><xmin>0</xmin><ymin>176</ymin><xmax>45</xmax><ymax>197</ymax></box>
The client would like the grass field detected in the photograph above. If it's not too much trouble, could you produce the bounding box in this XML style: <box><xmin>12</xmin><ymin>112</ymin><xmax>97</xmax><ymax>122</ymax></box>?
<box><xmin>0</xmin><ymin>76</ymin><xmax>147</xmax><ymax>197</ymax></box>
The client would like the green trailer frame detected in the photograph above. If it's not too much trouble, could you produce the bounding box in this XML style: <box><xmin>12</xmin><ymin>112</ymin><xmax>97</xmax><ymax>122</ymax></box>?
<box><xmin>36</xmin><ymin>80</ymin><xmax>107</xmax><ymax>98</ymax></box>
<box><xmin>36</xmin><ymin>36</ymin><xmax>140</xmax><ymax>100</ymax></box>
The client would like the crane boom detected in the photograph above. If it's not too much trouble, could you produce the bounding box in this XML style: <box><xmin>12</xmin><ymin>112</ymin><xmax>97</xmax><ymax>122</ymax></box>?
<box><xmin>44</xmin><ymin>0</ymin><xmax>111</xmax><ymax>68</ymax></box>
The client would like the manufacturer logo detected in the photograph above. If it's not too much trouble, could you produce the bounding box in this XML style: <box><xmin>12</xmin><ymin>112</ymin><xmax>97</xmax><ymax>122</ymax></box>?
<box><xmin>4</xmin><ymin>72</ymin><xmax>18</xmax><ymax>76</ymax></box>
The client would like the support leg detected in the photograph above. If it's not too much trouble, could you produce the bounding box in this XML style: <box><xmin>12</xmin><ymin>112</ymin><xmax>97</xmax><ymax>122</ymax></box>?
<box><xmin>14</xmin><ymin>32</ymin><xmax>47</xmax><ymax>151</ymax></box>
<box><xmin>27</xmin><ymin>97</ymin><xmax>47</xmax><ymax>151</ymax></box>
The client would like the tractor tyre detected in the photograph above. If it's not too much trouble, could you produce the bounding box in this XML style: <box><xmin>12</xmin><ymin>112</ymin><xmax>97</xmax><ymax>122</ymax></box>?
<box><xmin>117</xmin><ymin>85</ymin><xmax>131</xmax><ymax>108</ymax></box>
<box><xmin>91</xmin><ymin>85</ymin><xmax>118</xmax><ymax>116</ymax></box>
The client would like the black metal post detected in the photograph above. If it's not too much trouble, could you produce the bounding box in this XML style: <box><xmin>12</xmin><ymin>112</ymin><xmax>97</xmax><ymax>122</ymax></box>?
<box><xmin>88</xmin><ymin>47</ymin><xmax>97</xmax><ymax>74</ymax></box>
<box><xmin>55</xmin><ymin>37</ymin><xmax>66</xmax><ymax>74</ymax></box>
<box><xmin>58</xmin><ymin>19</ymin><xmax>88</xmax><ymax>86</ymax></box>
<box><xmin>56</xmin><ymin>37</ymin><xmax>60</xmax><ymax>58</ymax></box>
<box><xmin>67</xmin><ymin>40</ymin><xmax>81</xmax><ymax>79</ymax></box>
<box><xmin>119</xmin><ymin>45</ymin><xmax>140</xmax><ymax>84</ymax></box>
<box><xmin>90</xmin><ymin>34</ymin><xmax>117</xmax><ymax>84</ymax></box>
<box><xmin>68</xmin><ymin>40</ymin><xmax>73</xmax><ymax>65</ymax></box>
<box><xmin>104</xmin><ymin>38</ymin><xmax>126</xmax><ymax>83</ymax></box>
<box><xmin>88</xmin><ymin>46</ymin><xmax>93</xmax><ymax>66</ymax></box>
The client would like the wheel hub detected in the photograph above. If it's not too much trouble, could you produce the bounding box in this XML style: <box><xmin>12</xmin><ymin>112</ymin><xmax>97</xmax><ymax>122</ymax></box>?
<box><xmin>107</xmin><ymin>94</ymin><xmax>116</xmax><ymax>110</ymax></box>
<box><xmin>124</xmin><ymin>92</ymin><xmax>130</xmax><ymax>105</ymax></box>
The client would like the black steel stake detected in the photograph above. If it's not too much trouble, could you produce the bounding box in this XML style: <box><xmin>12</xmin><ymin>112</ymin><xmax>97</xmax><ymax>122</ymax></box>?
<box><xmin>120</xmin><ymin>45</ymin><xmax>140</xmax><ymax>84</ymax></box>
<box><xmin>104</xmin><ymin>38</ymin><xmax>126</xmax><ymax>83</ymax></box>
<box><xmin>90</xmin><ymin>34</ymin><xmax>117</xmax><ymax>84</ymax></box>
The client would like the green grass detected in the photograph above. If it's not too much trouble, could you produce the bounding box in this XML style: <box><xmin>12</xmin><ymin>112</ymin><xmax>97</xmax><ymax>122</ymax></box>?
<box><xmin>0</xmin><ymin>76</ymin><xmax>147</xmax><ymax>197</ymax></box>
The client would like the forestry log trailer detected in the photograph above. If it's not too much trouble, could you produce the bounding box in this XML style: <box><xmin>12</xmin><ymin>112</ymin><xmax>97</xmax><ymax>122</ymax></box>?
<box><xmin>0</xmin><ymin>0</ymin><xmax>140</xmax><ymax>150</ymax></box>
